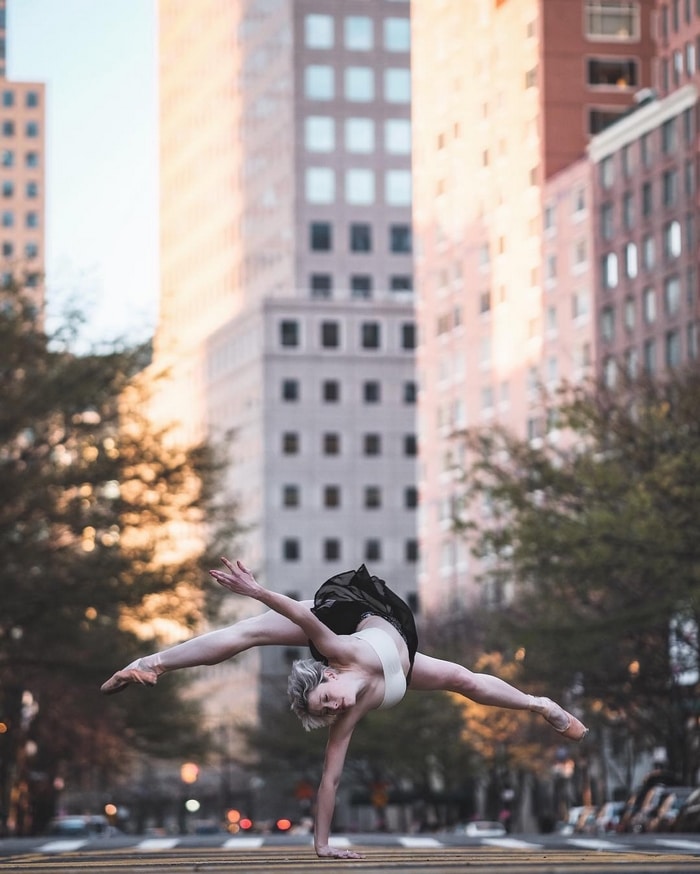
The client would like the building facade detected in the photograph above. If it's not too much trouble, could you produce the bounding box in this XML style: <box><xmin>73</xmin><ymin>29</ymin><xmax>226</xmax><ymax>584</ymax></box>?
<box><xmin>155</xmin><ymin>0</ymin><xmax>418</xmax><ymax>732</ymax></box>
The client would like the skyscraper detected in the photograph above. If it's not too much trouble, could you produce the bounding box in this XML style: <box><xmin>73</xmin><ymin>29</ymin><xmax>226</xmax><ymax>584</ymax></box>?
<box><xmin>155</xmin><ymin>0</ymin><xmax>418</xmax><ymax>730</ymax></box>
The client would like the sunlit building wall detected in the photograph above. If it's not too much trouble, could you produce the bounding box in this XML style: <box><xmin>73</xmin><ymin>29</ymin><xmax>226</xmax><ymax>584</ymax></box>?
<box><xmin>155</xmin><ymin>0</ymin><xmax>417</xmax><ymax>745</ymax></box>
<box><xmin>411</xmin><ymin>0</ymin><xmax>655</xmax><ymax>617</ymax></box>
<box><xmin>0</xmin><ymin>0</ymin><xmax>45</xmax><ymax>311</ymax></box>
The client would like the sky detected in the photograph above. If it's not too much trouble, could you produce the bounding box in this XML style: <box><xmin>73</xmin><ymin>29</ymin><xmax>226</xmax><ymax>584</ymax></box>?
<box><xmin>7</xmin><ymin>0</ymin><xmax>159</xmax><ymax>346</ymax></box>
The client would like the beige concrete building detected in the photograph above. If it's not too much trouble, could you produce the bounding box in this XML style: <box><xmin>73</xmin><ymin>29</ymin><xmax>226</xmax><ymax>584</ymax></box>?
<box><xmin>155</xmin><ymin>0</ymin><xmax>418</xmax><ymax>738</ymax></box>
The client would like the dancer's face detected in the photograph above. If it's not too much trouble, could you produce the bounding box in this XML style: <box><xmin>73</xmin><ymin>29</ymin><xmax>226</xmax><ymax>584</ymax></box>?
<box><xmin>307</xmin><ymin>669</ymin><xmax>356</xmax><ymax>718</ymax></box>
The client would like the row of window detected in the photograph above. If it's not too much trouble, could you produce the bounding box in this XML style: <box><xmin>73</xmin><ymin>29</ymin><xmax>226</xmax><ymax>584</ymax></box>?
<box><xmin>1</xmin><ymin>241</ymin><xmax>39</xmax><ymax>258</ymax></box>
<box><xmin>305</xmin><ymin>166</ymin><xmax>411</xmax><ymax>207</ymax></box>
<box><xmin>1</xmin><ymin>121</ymin><xmax>40</xmax><ymax>138</ymax></box>
<box><xmin>1</xmin><ymin>90</ymin><xmax>40</xmax><ymax>109</ymax></box>
<box><xmin>281</xmin><ymin>377</ymin><xmax>417</xmax><ymax>405</ymax></box>
<box><xmin>658</xmin><ymin>38</ymin><xmax>700</xmax><ymax>92</ymax></box>
<box><xmin>309</xmin><ymin>222</ymin><xmax>411</xmax><ymax>253</ymax></box>
<box><xmin>279</xmin><ymin>318</ymin><xmax>415</xmax><ymax>350</ymax></box>
<box><xmin>599</xmin><ymin>110</ymin><xmax>693</xmax><ymax>188</ymax></box>
<box><xmin>1</xmin><ymin>150</ymin><xmax>41</xmax><ymax>168</ymax></box>
<box><xmin>305</xmin><ymin>65</ymin><xmax>410</xmax><ymax>104</ymax></box>
<box><xmin>601</xmin><ymin>218</ymin><xmax>689</xmax><ymax>288</ymax></box>
<box><xmin>305</xmin><ymin>116</ymin><xmax>410</xmax><ymax>155</ymax></box>
<box><xmin>281</xmin><ymin>537</ymin><xmax>418</xmax><ymax>564</ymax></box>
<box><xmin>305</xmin><ymin>14</ymin><xmax>410</xmax><ymax>53</ymax></box>
<box><xmin>601</xmin><ymin>168</ymin><xmax>694</xmax><ymax>238</ymax></box>
<box><xmin>601</xmin><ymin>272</ymin><xmax>691</xmax><ymax>339</ymax></box>
<box><xmin>1</xmin><ymin>211</ymin><xmax>39</xmax><ymax>229</ymax></box>
<box><xmin>281</xmin><ymin>431</ymin><xmax>417</xmax><ymax>457</ymax></box>
<box><xmin>282</xmin><ymin>483</ymin><xmax>418</xmax><ymax>509</ymax></box>
<box><xmin>657</xmin><ymin>0</ymin><xmax>700</xmax><ymax>39</ymax></box>
<box><xmin>309</xmin><ymin>273</ymin><xmax>413</xmax><ymax>299</ymax></box>
<box><xmin>1</xmin><ymin>180</ymin><xmax>39</xmax><ymax>198</ymax></box>
<box><xmin>602</xmin><ymin>324</ymin><xmax>698</xmax><ymax>387</ymax></box>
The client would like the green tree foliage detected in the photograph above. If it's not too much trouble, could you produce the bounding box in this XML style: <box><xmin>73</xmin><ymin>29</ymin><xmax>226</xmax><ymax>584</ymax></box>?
<box><xmin>456</xmin><ymin>366</ymin><xmax>700</xmax><ymax>781</ymax></box>
<box><xmin>0</xmin><ymin>285</ymin><xmax>241</xmax><ymax>833</ymax></box>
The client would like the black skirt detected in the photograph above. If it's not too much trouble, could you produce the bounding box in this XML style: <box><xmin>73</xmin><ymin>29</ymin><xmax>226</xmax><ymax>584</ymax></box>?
<box><xmin>309</xmin><ymin>564</ymin><xmax>418</xmax><ymax>680</ymax></box>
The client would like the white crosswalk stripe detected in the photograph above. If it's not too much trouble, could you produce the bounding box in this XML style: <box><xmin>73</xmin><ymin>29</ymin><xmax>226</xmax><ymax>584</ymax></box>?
<box><xmin>137</xmin><ymin>837</ymin><xmax>180</xmax><ymax>850</ymax></box>
<box><xmin>39</xmin><ymin>839</ymin><xmax>87</xmax><ymax>853</ymax></box>
<box><xmin>398</xmin><ymin>836</ymin><xmax>443</xmax><ymax>847</ymax></box>
<box><xmin>568</xmin><ymin>837</ymin><xmax>629</xmax><ymax>851</ymax></box>
<box><xmin>483</xmin><ymin>837</ymin><xmax>544</xmax><ymax>850</ymax></box>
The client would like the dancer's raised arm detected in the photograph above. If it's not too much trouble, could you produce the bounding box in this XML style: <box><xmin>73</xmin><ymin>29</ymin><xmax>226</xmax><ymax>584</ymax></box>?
<box><xmin>209</xmin><ymin>558</ymin><xmax>355</xmax><ymax>663</ymax></box>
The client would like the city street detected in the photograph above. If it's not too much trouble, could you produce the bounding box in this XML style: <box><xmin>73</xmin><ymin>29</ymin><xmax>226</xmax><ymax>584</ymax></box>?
<box><xmin>2</xmin><ymin>834</ymin><xmax>700</xmax><ymax>874</ymax></box>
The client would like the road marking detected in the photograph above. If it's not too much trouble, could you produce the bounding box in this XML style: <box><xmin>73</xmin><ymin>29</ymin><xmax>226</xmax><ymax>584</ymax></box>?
<box><xmin>137</xmin><ymin>837</ymin><xmax>180</xmax><ymax>850</ymax></box>
<box><xmin>483</xmin><ymin>837</ymin><xmax>544</xmax><ymax>850</ymax></box>
<box><xmin>568</xmin><ymin>837</ymin><xmax>627</xmax><ymax>851</ymax></box>
<box><xmin>399</xmin><ymin>836</ymin><xmax>443</xmax><ymax>847</ymax></box>
<box><xmin>657</xmin><ymin>838</ymin><xmax>700</xmax><ymax>851</ymax></box>
<box><xmin>39</xmin><ymin>839</ymin><xmax>88</xmax><ymax>853</ymax></box>
<box><xmin>329</xmin><ymin>836</ymin><xmax>352</xmax><ymax>847</ymax></box>
<box><xmin>222</xmin><ymin>836</ymin><xmax>264</xmax><ymax>848</ymax></box>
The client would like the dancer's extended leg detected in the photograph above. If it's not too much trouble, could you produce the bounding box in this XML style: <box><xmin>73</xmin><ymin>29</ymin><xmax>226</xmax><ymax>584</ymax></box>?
<box><xmin>101</xmin><ymin>603</ymin><xmax>312</xmax><ymax>694</ymax></box>
<box><xmin>409</xmin><ymin>653</ymin><xmax>587</xmax><ymax>741</ymax></box>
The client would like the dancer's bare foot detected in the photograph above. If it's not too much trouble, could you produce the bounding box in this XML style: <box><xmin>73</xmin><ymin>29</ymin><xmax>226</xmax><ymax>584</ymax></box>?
<box><xmin>101</xmin><ymin>659</ymin><xmax>161</xmax><ymax>695</ymax></box>
<box><xmin>529</xmin><ymin>696</ymin><xmax>588</xmax><ymax>741</ymax></box>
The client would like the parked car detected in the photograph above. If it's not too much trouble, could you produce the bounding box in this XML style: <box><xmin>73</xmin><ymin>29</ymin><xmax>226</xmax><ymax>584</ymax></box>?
<box><xmin>46</xmin><ymin>815</ymin><xmax>119</xmax><ymax>838</ymax></box>
<box><xmin>674</xmin><ymin>788</ymin><xmax>700</xmax><ymax>832</ymax></box>
<box><xmin>647</xmin><ymin>787</ymin><xmax>695</xmax><ymax>832</ymax></box>
<box><xmin>594</xmin><ymin>801</ymin><xmax>625</xmax><ymax>834</ymax></box>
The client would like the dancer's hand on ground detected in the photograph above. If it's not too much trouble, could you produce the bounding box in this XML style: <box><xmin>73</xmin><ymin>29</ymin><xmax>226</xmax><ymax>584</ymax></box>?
<box><xmin>209</xmin><ymin>557</ymin><xmax>263</xmax><ymax>600</ymax></box>
<box><xmin>315</xmin><ymin>845</ymin><xmax>363</xmax><ymax>860</ymax></box>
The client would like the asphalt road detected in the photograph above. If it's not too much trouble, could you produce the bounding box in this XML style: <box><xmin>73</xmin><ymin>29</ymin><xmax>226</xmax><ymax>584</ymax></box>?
<box><xmin>2</xmin><ymin>834</ymin><xmax>700</xmax><ymax>874</ymax></box>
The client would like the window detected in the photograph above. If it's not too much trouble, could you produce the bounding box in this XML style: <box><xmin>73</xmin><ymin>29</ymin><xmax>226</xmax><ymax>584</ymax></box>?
<box><xmin>344</xmin><ymin>16</ymin><xmax>373</xmax><ymax>50</ymax></box>
<box><xmin>404</xmin><ymin>486</ymin><xmax>418</xmax><ymax>508</ymax></box>
<box><xmin>403</xmin><ymin>381</ymin><xmax>417</xmax><ymax>403</ymax></box>
<box><xmin>2</xmin><ymin>121</ymin><xmax>14</xmax><ymax>137</ymax></box>
<box><xmin>601</xmin><ymin>203</ymin><xmax>614</xmax><ymax>240</ymax></box>
<box><xmin>305</xmin><ymin>116</ymin><xmax>335</xmax><ymax>152</ymax></box>
<box><xmin>345</xmin><ymin>67</ymin><xmax>374</xmax><ymax>101</ymax></box>
<box><xmin>350</xmin><ymin>222</ymin><xmax>372</xmax><ymax>251</ymax></box>
<box><xmin>662</xmin><ymin>118</ymin><xmax>677</xmax><ymax>154</ymax></box>
<box><xmin>280</xmin><ymin>319</ymin><xmax>299</xmax><ymax>347</ymax></box>
<box><xmin>25</xmin><ymin>122</ymin><xmax>39</xmax><ymax>137</ymax></box>
<box><xmin>351</xmin><ymin>274</ymin><xmax>372</xmax><ymax>298</ymax></box>
<box><xmin>625</xmin><ymin>242</ymin><xmax>638</xmax><ymax>278</ymax></box>
<box><xmin>311</xmin><ymin>273</ymin><xmax>333</xmax><ymax>298</ymax></box>
<box><xmin>642</xmin><ymin>235</ymin><xmax>655</xmax><ymax>270</ymax></box>
<box><xmin>385</xmin><ymin>118</ymin><xmax>411</xmax><ymax>154</ymax></box>
<box><xmin>364</xmin><ymin>486</ymin><xmax>381</xmax><ymax>508</ymax></box>
<box><xmin>405</xmin><ymin>539</ymin><xmax>419</xmax><ymax>562</ymax></box>
<box><xmin>281</xmin><ymin>379</ymin><xmax>299</xmax><ymax>401</ymax></box>
<box><xmin>320</xmin><ymin>320</ymin><xmax>340</xmax><ymax>348</ymax></box>
<box><xmin>390</xmin><ymin>224</ymin><xmax>412</xmax><ymax>253</ymax></box>
<box><xmin>305</xmin><ymin>14</ymin><xmax>334</xmax><ymax>48</ymax></box>
<box><xmin>404</xmin><ymin>434</ymin><xmax>417</xmax><ymax>456</ymax></box>
<box><xmin>282</xmin><ymin>432</ymin><xmax>299</xmax><ymax>454</ymax></box>
<box><xmin>324</xmin><ymin>485</ymin><xmax>341</xmax><ymax>508</ymax></box>
<box><xmin>26</xmin><ymin>152</ymin><xmax>39</xmax><ymax>168</ymax></box>
<box><xmin>663</xmin><ymin>169</ymin><xmax>678</xmax><ymax>207</ymax></box>
<box><xmin>26</xmin><ymin>91</ymin><xmax>39</xmax><ymax>108</ymax></box>
<box><xmin>600</xmin><ymin>156</ymin><xmax>614</xmax><ymax>189</ymax></box>
<box><xmin>26</xmin><ymin>212</ymin><xmax>38</xmax><ymax>229</ymax></box>
<box><xmin>2</xmin><ymin>211</ymin><xmax>14</xmax><ymax>228</ymax></box>
<box><xmin>283</xmin><ymin>539</ymin><xmax>300</xmax><ymax>561</ymax></box>
<box><xmin>587</xmin><ymin>57</ymin><xmax>638</xmax><ymax>87</ymax></box>
<box><xmin>283</xmin><ymin>485</ymin><xmax>300</xmax><ymax>507</ymax></box>
<box><xmin>363</xmin><ymin>380</ymin><xmax>381</xmax><ymax>403</ymax></box>
<box><xmin>385</xmin><ymin>170</ymin><xmax>411</xmax><ymax>206</ymax></box>
<box><xmin>305</xmin><ymin>65</ymin><xmax>334</xmax><ymax>100</ymax></box>
<box><xmin>602</xmin><ymin>252</ymin><xmax>618</xmax><ymax>289</ymax></box>
<box><xmin>345</xmin><ymin>168</ymin><xmax>375</xmax><ymax>204</ymax></box>
<box><xmin>1</xmin><ymin>150</ymin><xmax>12</xmax><ymax>167</ymax></box>
<box><xmin>664</xmin><ymin>275</ymin><xmax>681</xmax><ymax>314</ymax></box>
<box><xmin>590</xmin><ymin>108</ymin><xmax>625</xmax><ymax>134</ymax></box>
<box><xmin>666</xmin><ymin>330</ymin><xmax>682</xmax><ymax>368</ymax></box>
<box><xmin>323</xmin><ymin>432</ymin><xmax>340</xmax><ymax>455</ymax></box>
<box><xmin>365</xmin><ymin>540</ymin><xmax>382</xmax><ymax>562</ymax></box>
<box><xmin>384</xmin><ymin>68</ymin><xmax>411</xmax><ymax>103</ymax></box>
<box><xmin>310</xmin><ymin>221</ymin><xmax>332</xmax><ymax>251</ymax></box>
<box><xmin>25</xmin><ymin>242</ymin><xmax>38</xmax><ymax>259</ymax></box>
<box><xmin>401</xmin><ymin>323</ymin><xmax>416</xmax><ymax>350</ymax></box>
<box><xmin>364</xmin><ymin>433</ymin><xmax>382</xmax><ymax>455</ymax></box>
<box><xmin>622</xmin><ymin>192</ymin><xmax>634</xmax><ymax>230</ymax></box>
<box><xmin>384</xmin><ymin>17</ymin><xmax>410</xmax><ymax>51</ymax></box>
<box><xmin>643</xmin><ymin>286</ymin><xmax>656</xmax><ymax>323</ymax></box>
<box><xmin>345</xmin><ymin>118</ymin><xmax>374</xmax><ymax>153</ymax></box>
<box><xmin>585</xmin><ymin>2</ymin><xmax>640</xmax><ymax>40</ymax></box>
<box><xmin>390</xmin><ymin>275</ymin><xmax>413</xmax><ymax>293</ymax></box>
<box><xmin>643</xmin><ymin>338</ymin><xmax>656</xmax><ymax>373</ymax></box>
<box><xmin>306</xmin><ymin>167</ymin><xmax>335</xmax><ymax>203</ymax></box>
<box><xmin>2</xmin><ymin>90</ymin><xmax>12</xmax><ymax>107</ymax></box>
<box><xmin>601</xmin><ymin>306</ymin><xmax>615</xmax><ymax>342</ymax></box>
<box><xmin>323</xmin><ymin>379</ymin><xmax>340</xmax><ymax>402</ymax></box>
<box><xmin>2</xmin><ymin>241</ymin><xmax>12</xmax><ymax>256</ymax></box>
<box><xmin>2</xmin><ymin>181</ymin><xmax>12</xmax><ymax>198</ymax></box>
<box><xmin>26</xmin><ymin>181</ymin><xmax>37</xmax><ymax>198</ymax></box>
<box><xmin>664</xmin><ymin>220</ymin><xmax>682</xmax><ymax>258</ymax></box>
<box><xmin>361</xmin><ymin>321</ymin><xmax>381</xmax><ymax>349</ymax></box>
<box><xmin>642</xmin><ymin>181</ymin><xmax>652</xmax><ymax>216</ymax></box>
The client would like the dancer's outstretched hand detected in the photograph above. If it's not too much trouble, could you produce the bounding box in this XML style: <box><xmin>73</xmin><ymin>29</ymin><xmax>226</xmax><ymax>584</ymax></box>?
<box><xmin>209</xmin><ymin>557</ymin><xmax>263</xmax><ymax>599</ymax></box>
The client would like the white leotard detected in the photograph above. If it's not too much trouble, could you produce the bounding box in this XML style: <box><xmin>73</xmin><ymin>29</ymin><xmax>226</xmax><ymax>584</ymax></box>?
<box><xmin>352</xmin><ymin>627</ymin><xmax>407</xmax><ymax>709</ymax></box>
